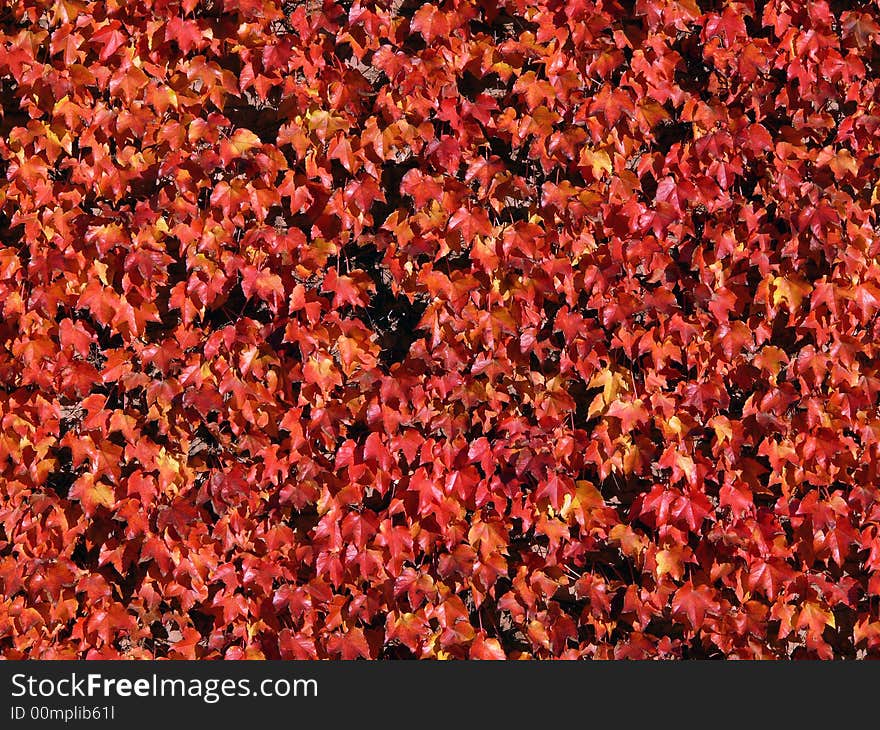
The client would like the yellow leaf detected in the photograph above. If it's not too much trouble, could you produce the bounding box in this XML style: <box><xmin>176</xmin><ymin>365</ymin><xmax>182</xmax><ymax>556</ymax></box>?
<box><xmin>829</xmin><ymin>149</ymin><xmax>858</xmax><ymax>177</ymax></box>
<box><xmin>491</xmin><ymin>61</ymin><xmax>515</xmax><ymax>81</ymax></box>
<box><xmin>675</xmin><ymin>451</ymin><xmax>697</xmax><ymax>485</ymax></box>
<box><xmin>797</xmin><ymin>601</ymin><xmax>836</xmax><ymax>635</ymax></box>
<box><xmin>579</xmin><ymin>148</ymin><xmax>612</xmax><ymax>179</ymax></box>
<box><xmin>73</xmin><ymin>473</ymin><xmax>115</xmax><ymax>516</ymax></box>
<box><xmin>228</xmin><ymin>128</ymin><xmax>260</xmax><ymax>156</ymax></box>
<box><xmin>709</xmin><ymin>415</ymin><xmax>733</xmax><ymax>443</ymax></box>
<box><xmin>587</xmin><ymin>392</ymin><xmax>605</xmax><ymax>420</ymax></box>
<box><xmin>305</xmin><ymin>109</ymin><xmax>347</xmax><ymax>141</ymax></box>
<box><xmin>93</xmin><ymin>260</ymin><xmax>109</xmax><ymax>285</ymax></box>
<box><xmin>610</xmin><ymin>524</ymin><xmax>646</xmax><ymax>558</ymax></box>
<box><xmin>754</xmin><ymin>345</ymin><xmax>789</xmax><ymax>376</ymax></box>
<box><xmin>575</xmin><ymin>480</ymin><xmax>603</xmax><ymax>509</ymax></box>
<box><xmin>771</xmin><ymin>276</ymin><xmax>811</xmax><ymax>310</ymax></box>
<box><xmin>561</xmin><ymin>480</ymin><xmax>604</xmax><ymax>525</ymax></box>
<box><xmin>655</xmin><ymin>547</ymin><xmax>686</xmax><ymax>580</ymax></box>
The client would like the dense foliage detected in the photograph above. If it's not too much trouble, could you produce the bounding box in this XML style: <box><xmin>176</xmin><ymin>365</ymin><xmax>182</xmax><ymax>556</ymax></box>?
<box><xmin>1</xmin><ymin>0</ymin><xmax>879</xmax><ymax>659</ymax></box>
